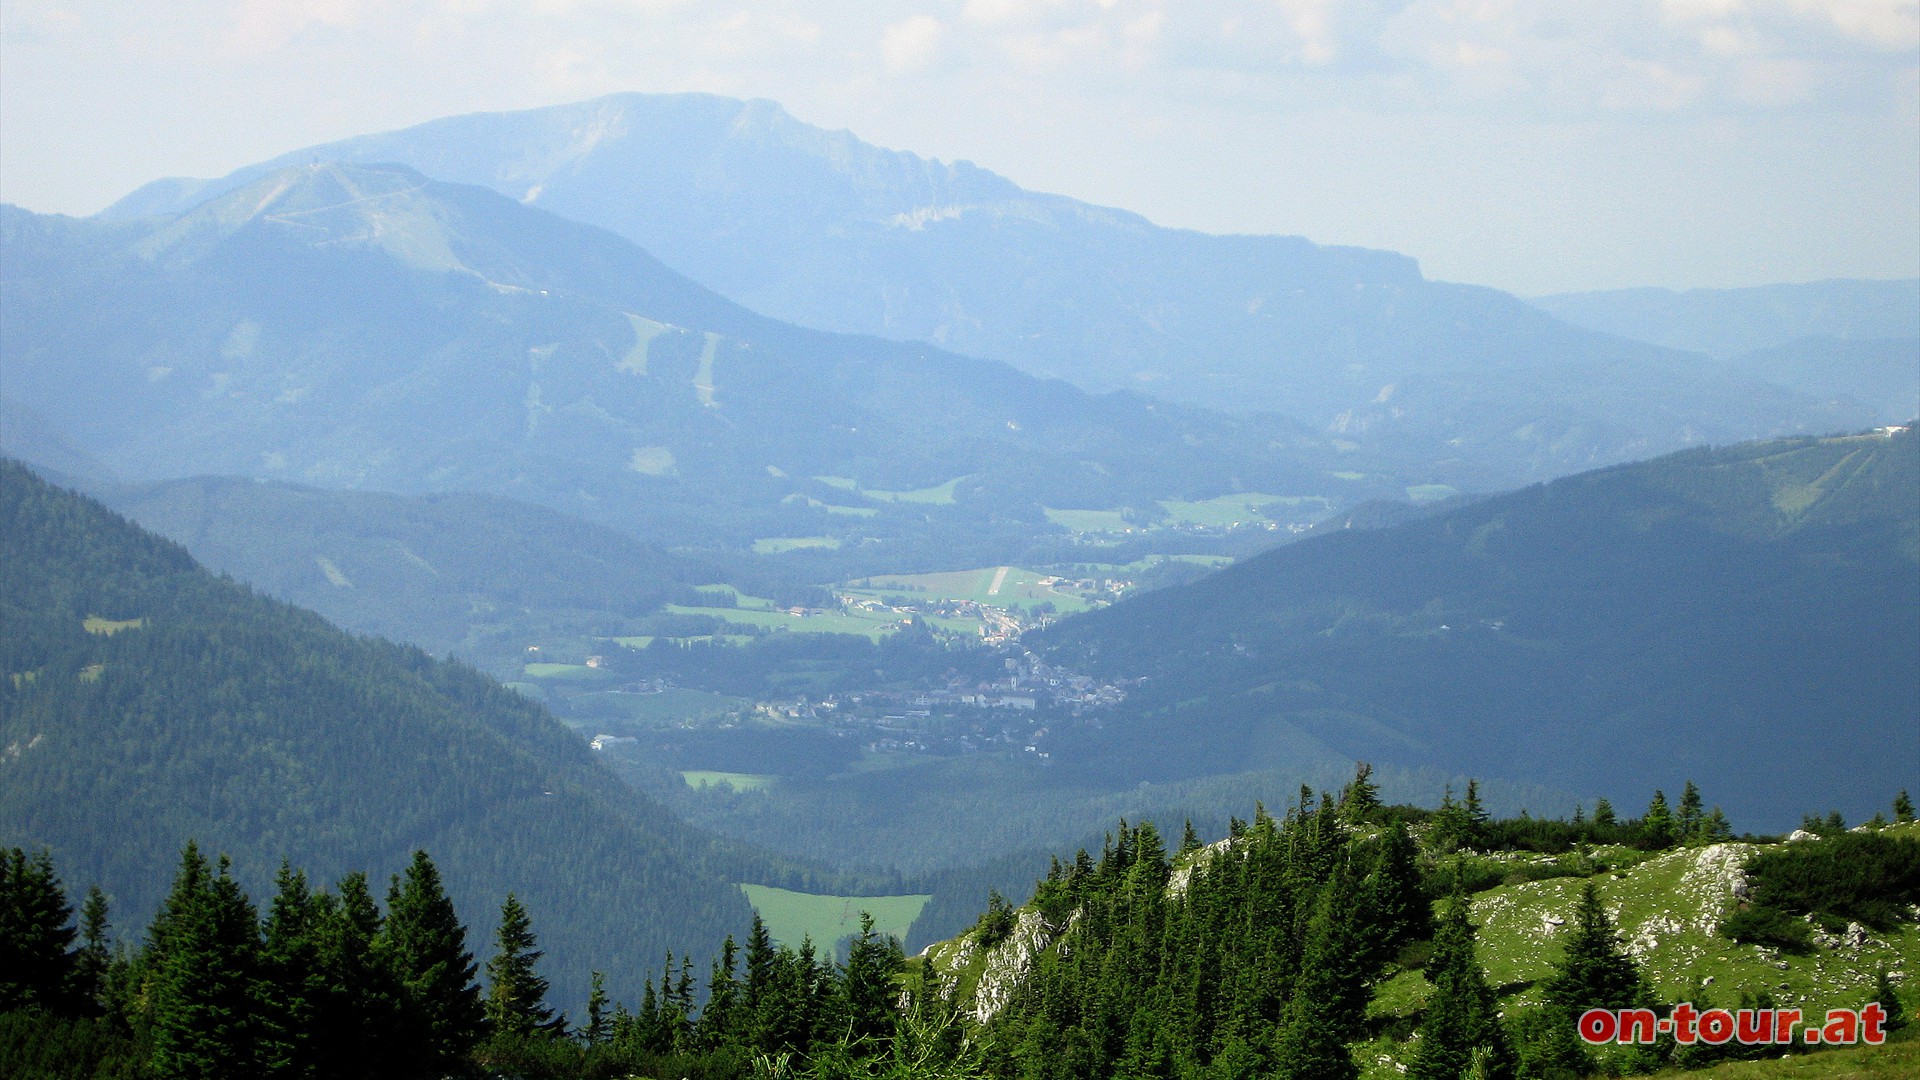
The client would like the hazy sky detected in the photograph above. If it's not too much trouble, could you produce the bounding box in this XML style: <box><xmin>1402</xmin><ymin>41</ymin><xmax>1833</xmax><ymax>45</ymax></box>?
<box><xmin>2</xmin><ymin>1</ymin><xmax>1916</xmax><ymax>294</ymax></box>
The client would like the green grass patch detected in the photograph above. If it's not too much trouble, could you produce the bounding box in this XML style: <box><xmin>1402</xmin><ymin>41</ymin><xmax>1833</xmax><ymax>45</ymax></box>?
<box><xmin>83</xmin><ymin>616</ymin><xmax>144</xmax><ymax>635</ymax></box>
<box><xmin>1644</xmin><ymin>1037</ymin><xmax>1920</xmax><ymax>1078</ymax></box>
<box><xmin>1043</xmin><ymin>507</ymin><xmax>1133</xmax><ymax>533</ymax></box>
<box><xmin>737</xmin><ymin>884</ymin><xmax>931</xmax><ymax>956</ymax></box>
<box><xmin>1406</xmin><ymin>483</ymin><xmax>1458</xmax><ymax>503</ymax></box>
<box><xmin>813</xmin><ymin>475</ymin><xmax>860</xmax><ymax>490</ymax></box>
<box><xmin>866</xmin><ymin>476</ymin><xmax>967</xmax><ymax>505</ymax></box>
<box><xmin>752</xmin><ymin>536</ymin><xmax>843</xmax><ymax>554</ymax></box>
<box><xmin>521</xmin><ymin>663</ymin><xmax>600</xmax><ymax>680</ymax></box>
<box><xmin>662</xmin><ymin>604</ymin><xmax>902</xmax><ymax>642</ymax></box>
<box><xmin>781</xmin><ymin>494</ymin><xmax>878</xmax><ymax>517</ymax></box>
<box><xmin>844</xmin><ymin>566</ymin><xmax>1093</xmax><ymax>613</ymax></box>
<box><xmin>683</xmin><ymin>770</ymin><xmax>776</xmax><ymax>792</ymax></box>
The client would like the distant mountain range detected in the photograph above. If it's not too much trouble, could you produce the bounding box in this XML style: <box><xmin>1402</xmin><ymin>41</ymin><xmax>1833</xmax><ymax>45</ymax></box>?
<box><xmin>1034</xmin><ymin>429</ymin><xmax>1920</xmax><ymax>830</ymax></box>
<box><xmin>1536</xmin><ymin>279</ymin><xmax>1919</xmax><ymax>423</ymax></box>
<box><xmin>100</xmin><ymin>92</ymin><xmax>1874</xmax><ymax>489</ymax></box>
<box><xmin>4</xmin><ymin>162</ymin><xmax>1376</xmax><ymax>564</ymax></box>
<box><xmin>0</xmin><ymin>459</ymin><xmax>757</xmax><ymax>1006</ymax></box>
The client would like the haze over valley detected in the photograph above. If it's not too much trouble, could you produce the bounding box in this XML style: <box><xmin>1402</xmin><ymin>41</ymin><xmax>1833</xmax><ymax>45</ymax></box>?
<box><xmin>2</xmin><ymin>45</ymin><xmax>1916</xmax><ymax>1079</ymax></box>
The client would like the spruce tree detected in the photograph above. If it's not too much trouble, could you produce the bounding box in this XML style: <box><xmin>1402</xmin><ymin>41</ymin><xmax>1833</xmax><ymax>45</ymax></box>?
<box><xmin>1463</xmin><ymin>780</ymin><xmax>1490</xmax><ymax>848</ymax></box>
<box><xmin>1895</xmin><ymin>791</ymin><xmax>1915</xmax><ymax>824</ymax></box>
<box><xmin>1592</xmin><ymin>798</ymin><xmax>1616</xmax><ymax>829</ymax></box>
<box><xmin>1871</xmin><ymin>966</ymin><xmax>1906</xmax><ymax>1035</ymax></box>
<box><xmin>843</xmin><ymin>912</ymin><xmax>905</xmax><ymax>1050</ymax></box>
<box><xmin>1354</xmin><ymin>820</ymin><xmax>1430</xmax><ymax>970</ymax></box>
<box><xmin>1408</xmin><ymin>890</ymin><xmax>1513</xmax><ymax>1080</ymax></box>
<box><xmin>0</xmin><ymin>846</ymin><xmax>77</xmax><ymax>1013</ymax></box>
<box><xmin>1677</xmin><ymin>782</ymin><xmax>1705</xmax><ymax>844</ymax></box>
<box><xmin>1339</xmin><ymin>762</ymin><xmax>1382</xmax><ymax>822</ymax></box>
<box><xmin>69</xmin><ymin>884</ymin><xmax>113</xmax><ymax>1016</ymax></box>
<box><xmin>1542</xmin><ymin>882</ymin><xmax>1644</xmax><ymax>1014</ymax></box>
<box><xmin>698</xmin><ymin>935</ymin><xmax>739</xmax><ymax>1049</ymax></box>
<box><xmin>1432</xmin><ymin>787</ymin><xmax>1471</xmax><ymax>853</ymax></box>
<box><xmin>483</xmin><ymin>893</ymin><xmax>556</xmax><ymax>1040</ymax></box>
<box><xmin>148</xmin><ymin>850</ymin><xmax>267</xmax><ymax>1080</ymax></box>
<box><xmin>258</xmin><ymin>861</ymin><xmax>324</xmax><ymax>1078</ymax></box>
<box><xmin>1272</xmin><ymin>863</ymin><xmax>1366</xmax><ymax>1080</ymax></box>
<box><xmin>583</xmin><ymin>971</ymin><xmax>611</xmax><ymax>1047</ymax></box>
<box><xmin>1641</xmin><ymin>791</ymin><xmax>1676</xmax><ymax>848</ymax></box>
<box><xmin>311</xmin><ymin>871</ymin><xmax>403</xmax><ymax>1079</ymax></box>
<box><xmin>381</xmin><ymin>851</ymin><xmax>483</xmax><ymax>1073</ymax></box>
<box><xmin>1521</xmin><ymin>880</ymin><xmax>1647</xmax><ymax>1078</ymax></box>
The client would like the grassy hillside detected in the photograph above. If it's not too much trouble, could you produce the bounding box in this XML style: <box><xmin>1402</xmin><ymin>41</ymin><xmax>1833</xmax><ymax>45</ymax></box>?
<box><xmin>919</xmin><ymin>803</ymin><xmax>1920</xmax><ymax>1080</ymax></box>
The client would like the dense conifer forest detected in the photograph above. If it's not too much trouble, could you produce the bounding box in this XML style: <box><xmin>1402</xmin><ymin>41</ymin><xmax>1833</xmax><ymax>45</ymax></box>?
<box><xmin>5</xmin><ymin>775</ymin><xmax>1915</xmax><ymax>1079</ymax></box>
<box><xmin>0</xmin><ymin>459</ymin><xmax>758</xmax><ymax>1005</ymax></box>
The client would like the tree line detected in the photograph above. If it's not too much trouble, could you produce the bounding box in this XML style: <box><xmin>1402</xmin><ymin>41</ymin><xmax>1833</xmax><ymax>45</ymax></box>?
<box><xmin>0</xmin><ymin>842</ymin><xmax>970</xmax><ymax>1080</ymax></box>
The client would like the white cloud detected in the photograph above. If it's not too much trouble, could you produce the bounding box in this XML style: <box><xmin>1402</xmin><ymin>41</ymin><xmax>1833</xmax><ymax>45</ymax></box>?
<box><xmin>882</xmin><ymin>14</ymin><xmax>945</xmax><ymax>75</ymax></box>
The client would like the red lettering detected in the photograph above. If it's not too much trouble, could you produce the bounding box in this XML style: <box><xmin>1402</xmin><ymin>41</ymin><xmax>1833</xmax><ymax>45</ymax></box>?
<box><xmin>1775</xmin><ymin>1009</ymin><xmax>1802</xmax><ymax>1043</ymax></box>
<box><xmin>1861</xmin><ymin>1003</ymin><xmax>1888</xmax><ymax>1045</ymax></box>
<box><xmin>1671</xmin><ymin>1002</ymin><xmax>1698</xmax><ymax>1044</ymax></box>
<box><xmin>1619</xmin><ymin>1008</ymin><xmax>1658</xmax><ymax>1045</ymax></box>
<box><xmin>1823</xmin><ymin>1010</ymin><xmax>1859</xmax><ymax>1045</ymax></box>
<box><xmin>1736</xmin><ymin>1008</ymin><xmax>1771</xmax><ymax>1044</ymax></box>
<box><xmin>1579</xmin><ymin>1009</ymin><xmax>1617</xmax><ymax>1044</ymax></box>
<box><xmin>1697</xmin><ymin>1009</ymin><xmax>1735</xmax><ymax>1045</ymax></box>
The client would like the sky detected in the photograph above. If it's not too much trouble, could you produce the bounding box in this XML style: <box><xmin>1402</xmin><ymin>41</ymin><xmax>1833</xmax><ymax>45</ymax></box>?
<box><xmin>1</xmin><ymin>1</ymin><xmax>1916</xmax><ymax>295</ymax></box>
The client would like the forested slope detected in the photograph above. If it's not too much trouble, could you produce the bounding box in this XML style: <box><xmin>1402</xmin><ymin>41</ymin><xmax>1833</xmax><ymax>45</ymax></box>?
<box><xmin>0</xmin><ymin>459</ymin><xmax>754</xmax><ymax>1007</ymax></box>
<box><xmin>1036</xmin><ymin>430</ymin><xmax>1920</xmax><ymax>828</ymax></box>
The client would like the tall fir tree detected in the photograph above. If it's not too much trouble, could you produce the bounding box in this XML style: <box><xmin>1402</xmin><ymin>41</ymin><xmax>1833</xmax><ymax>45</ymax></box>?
<box><xmin>1895</xmin><ymin>791</ymin><xmax>1915</xmax><ymax>824</ymax></box>
<box><xmin>1677</xmin><ymin>782</ymin><xmax>1705</xmax><ymax>844</ymax></box>
<box><xmin>258</xmin><ymin>861</ymin><xmax>325</xmax><ymax>1078</ymax></box>
<box><xmin>1642</xmin><ymin>791</ymin><xmax>1676</xmax><ymax>849</ymax></box>
<box><xmin>1408</xmin><ymin>889</ymin><xmax>1514</xmax><ymax>1080</ymax></box>
<box><xmin>1339</xmin><ymin>762</ymin><xmax>1382</xmax><ymax>822</ymax></box>
<box><xmin>0</xmin><ymin>847</ymin><xmax>77</xmax><ymax>1014</ymax></box>
<box><xmin>69</xmin><ymin>884</ymin><xmax>113</xmax><ymax>1017</ymax></box>
<box><xmin>380</xmin><ymin>851</ymin><xmax>483</xmax><ymax>1074</ymax></box>
<box><xmin>843</xmin><ymin>913</ymin><xmax>906</xmax><ymax>1050</ymax></box>
<box><xmin>1271</xmin><ymin>861</ymin><xmax>1367</xmax><ymax>1080</ymax></box>
<box><xmin>583</xmin><ymin>971</ymin><xmax>611</xmax><ymax>1047</ymax></box>
<box><xmin>148</xmin><ymin>849</ymin><xmax>267</xmax><ymax>1080</ymax></box>
<box><xmin>483</xmin><ymin>893</ymin><xmax>557</xmax><ymax>1040</ymax></box>
<box><xmin>1541</xmin><ymin>882</ymin><xmax>1645</xmax><ymax>1013</ymax></box>
<box><xmin>698</xmin><ymin>935</ymin><xmax>740</xmax><ymax>1049</ymax></box>
<box><xmin>311</xmin><ymin>871</ymin><xmax>404</xmax><ymax>1079</ymax></box>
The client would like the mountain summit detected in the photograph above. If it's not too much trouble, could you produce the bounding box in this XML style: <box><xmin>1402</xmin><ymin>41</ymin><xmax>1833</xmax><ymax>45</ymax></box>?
<box><xmin>104</xmin><ymin>93</ymin><xmax>1866</xmax><ymax>489</ymax></box>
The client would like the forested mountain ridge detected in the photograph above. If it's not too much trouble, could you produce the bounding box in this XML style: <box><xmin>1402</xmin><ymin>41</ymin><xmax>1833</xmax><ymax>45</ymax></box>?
<box><xmin>99</xmin><ymin>92</ymin><xmax>1872</xmax><ymax>489</ymax></box>
<box><xmin>0</xmin><ymin>459</ymin><xmax>757</xmax><ymax>1007</ymax></box>
<box><xmin>2</xmin><ymin>162</ymin><xmax>1384</xmax><ymax>561</ymax></box>
<box><xmin>88</xmin><ymin>474</ymin><xmax>722</xmax><ymax>667</ymax></box>
<box><xmin>1032</xmin><ymin>429</ymin><xmax>1920</xmax><ymax>829</ymax></box>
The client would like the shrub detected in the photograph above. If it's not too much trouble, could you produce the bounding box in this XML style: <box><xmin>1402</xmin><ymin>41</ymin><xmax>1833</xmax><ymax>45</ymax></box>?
<box><xmin>1719</xmin><ymin>904</ymin><xmax>1813</xmax><ymax>953</ymax></box>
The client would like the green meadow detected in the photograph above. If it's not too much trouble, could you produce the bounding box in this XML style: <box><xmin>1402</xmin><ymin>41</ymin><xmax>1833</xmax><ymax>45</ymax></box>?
<box><xmin>736</xmin><ymin>884</ymin><xmax>932</xmax><ymax>957</ymax></box>
<box><xmin>682</xmin><ymin>770</ymin><xmax>776</xmax><ymax>792</ymax></box>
